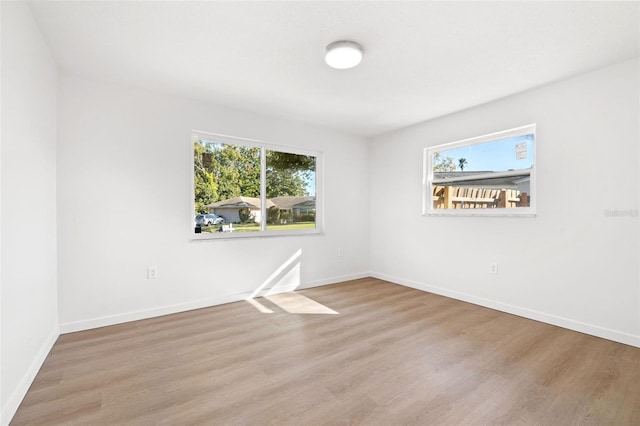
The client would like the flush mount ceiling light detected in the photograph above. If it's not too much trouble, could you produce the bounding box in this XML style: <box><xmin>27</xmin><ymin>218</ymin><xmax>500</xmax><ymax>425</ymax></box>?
<box><xmin>325</xmin><ymin>40</ymin><xmax>363</xmax><ymax>69</ymax></box>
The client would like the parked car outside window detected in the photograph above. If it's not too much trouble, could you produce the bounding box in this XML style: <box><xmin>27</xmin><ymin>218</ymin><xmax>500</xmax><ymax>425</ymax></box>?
<box><xmin>195</xmin><ymin>214</ymin><xmax>207</xmax><ymax>227</ymax></box>
<box><xmin>204</xmin><ymin>214</ymin><xmax>225</xmax><ymax>225</ymax></box>
<box><xmin>195</xmin><ymin>214</ymin><xmax>225</xmax><ymax>226</ymax></box>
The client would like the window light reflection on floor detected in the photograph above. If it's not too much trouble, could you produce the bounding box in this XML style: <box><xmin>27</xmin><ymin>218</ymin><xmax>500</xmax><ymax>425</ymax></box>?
<box><xmin>245</xmin><ymin>298</ymin><xmax>274</xmax><ymax>314</ymax></box>
<box><xmin>245</xmin><ymin>248</ymin><xmax>339</xmax><ymax>314</ymax></box>
<box><xmin>246</xmin><ymin>292</ymin><xmax>338</xmax><ymax>315</ymax></box>
<box><xmin>265</xmin><ymin>292</ymin><xmax>338</xmax><ymax>315</ymax></box>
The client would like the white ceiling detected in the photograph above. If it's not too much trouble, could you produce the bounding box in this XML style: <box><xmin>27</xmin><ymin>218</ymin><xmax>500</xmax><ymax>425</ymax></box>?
<box><xmin>28</xmin><ymin>1</ymin><xmax>639</xmax><ymax>138</ymax></box>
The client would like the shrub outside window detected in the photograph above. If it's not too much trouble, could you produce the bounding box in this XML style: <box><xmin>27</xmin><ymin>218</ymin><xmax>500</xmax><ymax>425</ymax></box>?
<box><xmin>423</xmin><ymin>124</ymin><xmax>536</xmax><ymax>217</ymax></box>
<box><xmin>193</xmin><ymin>131</ymin><xmax>321</xmax><ymax>238</ymax></box>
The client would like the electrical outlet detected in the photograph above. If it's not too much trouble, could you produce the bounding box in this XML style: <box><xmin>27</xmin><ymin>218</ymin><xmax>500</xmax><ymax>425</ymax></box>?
<box><xmin>337</xmin><ymin>248</ymin><xmax>343</xmax><ymax>257</ymax></box>
<box><xmin>147</xmin><ymin>266</ymin><xmax>158</xmax><ymax>279</ymax></box>
<box><xmin>490</xmin><ymin>263</ymin><xmax>498</xmax><ymax>275</ymax></box>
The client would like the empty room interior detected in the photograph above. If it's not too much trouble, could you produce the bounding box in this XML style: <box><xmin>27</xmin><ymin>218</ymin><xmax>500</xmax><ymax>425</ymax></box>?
<box><xmin>2</xmin><ymin>1</ymin><xmax>640</xmax><ymax>425</ymax></box>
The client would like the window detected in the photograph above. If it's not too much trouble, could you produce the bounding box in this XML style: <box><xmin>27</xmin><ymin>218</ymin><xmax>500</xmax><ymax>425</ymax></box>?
<box><xmin>423</xmin><ymin>124</ymin><xmax>536</xmax><ymax>216</ymax></box>
<box><xmin>193</xmin><ymin>131</ymin><xmax>320</xmax><ymax>238</ymax></box>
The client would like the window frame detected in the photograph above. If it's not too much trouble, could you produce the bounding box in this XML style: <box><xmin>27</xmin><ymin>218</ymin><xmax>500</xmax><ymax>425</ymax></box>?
<box><xmin>191</xmin><ymin>130</ymin><xmax>323</xmax><ymax>240</ymax></box>
<box><xmin>423</xmin><ymin>124</ymin><xmax>536</xmax><ymax>217</ymax></box>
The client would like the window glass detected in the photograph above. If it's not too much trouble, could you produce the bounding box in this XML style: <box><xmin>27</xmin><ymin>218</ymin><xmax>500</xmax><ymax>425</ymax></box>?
<box><xmin>424</xmin><ymin>124</ymin><xmax>536</xmax><ymax>216</ymax></box>
<box><xmin>266</xmin><ymin>151</ymin><xmax>316</xmax><ymax>231</ymax></box>
<box><xmin>194</xmin><ymin>138</ymin><xmax>261</xmax><ymax>233</ymax></box>
<box><xmin>193</xmin><ymin>132</ymin><xmax>321</xmax><ymax>238</ymax></box>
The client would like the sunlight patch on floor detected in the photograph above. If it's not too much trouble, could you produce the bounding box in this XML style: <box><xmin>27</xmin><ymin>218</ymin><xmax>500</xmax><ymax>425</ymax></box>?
<box><xmin>245</xmin><ymin>298</ymin><xmax>274</xmax><ymax>314</ymax></box>
<box><xmin>265</xmin><ymin>292</ymin><xmax>339</xmax><ymax>315</ymax></box>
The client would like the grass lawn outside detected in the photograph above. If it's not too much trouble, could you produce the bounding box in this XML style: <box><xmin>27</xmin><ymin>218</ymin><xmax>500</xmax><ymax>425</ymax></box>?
<box><xmin>266</xmin><ymin>222</ymin><xmax>316</xmax><ymax>231</ymax></box>
<box><xmin>200</xmin><ymin>222</ymin><xmax>315</xmax><ymax>233</ymax></box>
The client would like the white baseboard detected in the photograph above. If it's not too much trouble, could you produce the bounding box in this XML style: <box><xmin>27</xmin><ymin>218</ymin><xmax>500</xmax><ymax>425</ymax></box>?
<box><xmin>59</xmin><ymin>292</ymin><xmax>247</xmax><ymax>334</ymax></box>
<box><xmin>2</xmin><ymin>325</ymin><xmax>60</xmax><ymax>426</ymax></box>
<box><xmin>59</xmin><ymin>272</ymin><xmax>370</xmax><ymax>334</ymax></box>
<box><xmin>298</xmin><ymin>272</ymin><xmax>370</xmax><ymax>290</ymax></box>
<box><xmin>371</xmin><ymin>271</ymin><xmax>640</xmax><ymax>348</ymax></box>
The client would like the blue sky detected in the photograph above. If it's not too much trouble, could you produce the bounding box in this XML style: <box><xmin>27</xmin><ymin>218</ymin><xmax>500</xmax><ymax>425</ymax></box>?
<box><xmin>436</xmin><ymin>134</ymin><xmax>534</xmax><ymax>172</ymax></box>
<box><xmin>305</xmin><ymin>173</ymin><xmax>316</xmax><ymax>196</ymax></box>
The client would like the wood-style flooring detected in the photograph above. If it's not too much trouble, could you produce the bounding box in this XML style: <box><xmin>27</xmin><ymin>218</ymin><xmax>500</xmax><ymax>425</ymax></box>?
<box><xmin>11</xmin><ymin>278</ymin><xmax>640</xmax><ymax>425</ymax></box>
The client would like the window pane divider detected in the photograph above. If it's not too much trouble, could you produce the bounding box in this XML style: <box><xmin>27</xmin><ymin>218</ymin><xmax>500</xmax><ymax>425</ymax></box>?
<box><xmin>259</xmin><ymin>146</ymin><xmax>267</xmax><ymax>232</ymax></box>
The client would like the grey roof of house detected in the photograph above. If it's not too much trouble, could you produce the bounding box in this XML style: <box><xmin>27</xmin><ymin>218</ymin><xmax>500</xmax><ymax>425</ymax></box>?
<box><xmin>434</xmin><ymin>171</ymin><xmax>530</xmax><ymax>187</ymax></box>
<box><xmin>206</xmin><ymin>196</ymin><xmax>275</xmax><ymax>209</ymax></box>
<box><xmin>270</xmin><ymin>196</ymin><xmax>316</xmax><ymax>210</ymax></box>
<box><xmin>207</xmin><ymin>196</ymin><xmax>315</xmax><ymax>210</ymax></box>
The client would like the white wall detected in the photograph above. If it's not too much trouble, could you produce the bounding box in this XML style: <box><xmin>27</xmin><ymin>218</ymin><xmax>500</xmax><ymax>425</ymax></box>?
<box><xmin>1</xmin><ymin>2</ymin><xmax>59</xmax><ymax>423</ymax></box>
<box><xmin>370</xmin><ymin>58</ymin><xmax>640</xmax><ymax>347</ymax></box>
<box><xmin>57</xmin><ymin>73</ymin><xmax>370</xmax><ymax>331</ymax></box>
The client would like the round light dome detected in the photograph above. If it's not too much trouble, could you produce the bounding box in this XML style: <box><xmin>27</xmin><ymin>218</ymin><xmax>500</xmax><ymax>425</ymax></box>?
<box><xmin>325</xmin><ymin>41</ymin><xmax>363</xmax><ymax>70</ymax></box>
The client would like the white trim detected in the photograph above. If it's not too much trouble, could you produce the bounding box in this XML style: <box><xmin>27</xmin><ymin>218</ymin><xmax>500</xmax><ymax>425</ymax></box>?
<box><xmin>370</xmin><ymin>271</ymin><xmax>640</xmax><ymax>348</ymax></box>
<box><xmin>191</xmin><ymin>228</ymin><xmax>323</xmax><ymax>241</ymax></box>
<box><xmin>297</xmin><ymin>272</ymin><xmax>370</xmax><ymax>290</ymax></box>
<box><xmin>2</xmin><ymin>326</ymin><xmax>60</xmax><ymax>426</ymax></box>
<box><xmin>60</xmin><ymin>293</ymin><xmax>247</xmax><ymax>334</ymax></box>
<box><xmin>59</xmin><ymin>272</ymin><xmax>369</xmax><ymax>334</ymax></box>
<box><xmin>191</xmin><ymin>130</ymin><xmax>321</xmax><ymax>160</ymax></box>
<box><xmin>433</xmin><ymin>124</ymin><xmax>536</xmax><ymax>151</ymax></box>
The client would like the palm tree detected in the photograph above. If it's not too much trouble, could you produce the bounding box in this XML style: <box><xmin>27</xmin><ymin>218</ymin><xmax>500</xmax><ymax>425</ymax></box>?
<box><xmin>458</xmin><ymin>158</ymin><xmax>468</xmax><ymax>171</ymax></box>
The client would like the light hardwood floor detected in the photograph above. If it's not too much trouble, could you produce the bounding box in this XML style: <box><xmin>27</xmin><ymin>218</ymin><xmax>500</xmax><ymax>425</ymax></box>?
<box><xmin>11</xmin><ymin>278</ymin><xmax>640</xmax><ymax>425</ymax></box>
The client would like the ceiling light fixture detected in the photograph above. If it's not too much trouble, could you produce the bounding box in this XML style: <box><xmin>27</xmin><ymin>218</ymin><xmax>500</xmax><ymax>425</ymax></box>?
<box><xmin>325</xmin><ymin>40</ymin><xmax>363</xmax><ymax>70</ymax></box>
